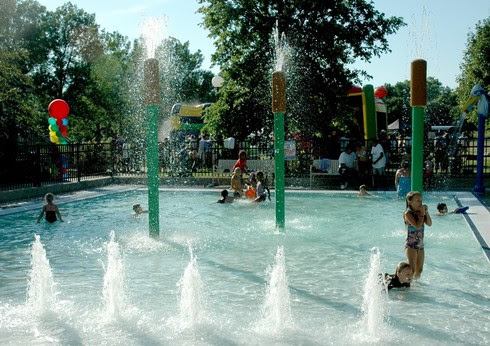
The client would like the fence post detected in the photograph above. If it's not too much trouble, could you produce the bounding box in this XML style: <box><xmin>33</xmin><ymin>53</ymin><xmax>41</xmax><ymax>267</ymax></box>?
<box><xmin>35</xmin><ymin>144</ymin><xmax>41</xmax><ymax>187</ymax></box>
<box><xmin>77</xmin><ymin>143</ymin><xmax>81</xmax><ymax>182</ymax></box>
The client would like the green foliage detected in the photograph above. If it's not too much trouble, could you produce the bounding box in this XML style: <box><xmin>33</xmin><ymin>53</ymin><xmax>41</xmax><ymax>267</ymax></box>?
<box><xmin>456</xmin><ymin>18</ymin><xmax>490</xmax><ymax>130</ymax></box>
<box><xmin>198</xmin><ymin>0</ymin><xmax>405</xmax><ymax>140</ymax></box>
<box><xmin>1</xmin><ymin>0</ymin><xmax>215</xmax><ymax>145</ymax></box>
<box><xmin>384</xmin><ymin>78</ymin><xmax>459</xmax><ymax>133</ymax></box>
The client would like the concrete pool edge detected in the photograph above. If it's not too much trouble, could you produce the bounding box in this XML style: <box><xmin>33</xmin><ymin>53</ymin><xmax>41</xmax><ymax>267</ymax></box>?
<box><xmin>1</xmin><ymin>186</ymin><xmax>488</xmax><ymax>263</ymax></box>
<box><xmin>454</xmin><ymin>191</ymin><xmax>490</xmax><ymax>262</ymax></box>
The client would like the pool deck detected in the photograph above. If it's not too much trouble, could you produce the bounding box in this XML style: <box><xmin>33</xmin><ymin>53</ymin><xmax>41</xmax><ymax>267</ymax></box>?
<box><xmin>1</xmin><ymin>186</ymin><xmax>489</xmax><ymax>262</ymax></box>
<box><xmin>454</xmin><ymin>191</ymin><xmax>490</xmax><ymax>262</ymax></box>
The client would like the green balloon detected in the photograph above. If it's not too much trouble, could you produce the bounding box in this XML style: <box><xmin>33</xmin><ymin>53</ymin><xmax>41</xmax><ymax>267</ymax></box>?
<box><xmin>48</xmin><ymin>117</ymin><xmax>57</xmax><ymax>126</ymax></box>
<box><xmin>51</xmin><ymin>124</ymin><xmax>59</xmax><ymax>132</ymax></box>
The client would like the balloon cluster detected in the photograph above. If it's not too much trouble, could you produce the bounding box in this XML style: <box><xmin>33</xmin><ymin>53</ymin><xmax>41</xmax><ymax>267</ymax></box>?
<box><xmin>48</xmin><ymin>99</ymin><xmax>70</xmax><ymax>144</ymax></box>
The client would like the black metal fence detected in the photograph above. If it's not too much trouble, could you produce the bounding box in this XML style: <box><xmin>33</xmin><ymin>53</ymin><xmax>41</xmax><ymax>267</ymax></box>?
<box><xmin>2</xmin><ymin>137</ymin><xmax>490</xmax><ymax>191</ymax></box>
<box><xmin>0</xmin><ymin>143</ymin><xmax>113</xmax><ymax>191</ymax></box>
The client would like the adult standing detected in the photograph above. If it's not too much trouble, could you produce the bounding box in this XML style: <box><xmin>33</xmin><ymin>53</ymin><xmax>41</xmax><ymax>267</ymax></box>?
<box><xmin>338</xmin><ymin>144</ymin><xmax>357</xmax><ymax>190</ymax></box>
<box><xmin>371</xmin><ymin>138</ymin><xmax>386</xmax><ymax>189</ymax></box>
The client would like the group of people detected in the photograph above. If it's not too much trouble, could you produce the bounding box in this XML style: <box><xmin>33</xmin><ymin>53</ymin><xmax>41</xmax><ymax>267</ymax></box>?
<box><xmin>218</xmin><ymin>150</ymin><xmax>271</xmax><ymax>204</ymax></box>
<box><xmin>337</xmin><ymin>137</ymin><xmax>387</xmax><ymax>191</ymax></box>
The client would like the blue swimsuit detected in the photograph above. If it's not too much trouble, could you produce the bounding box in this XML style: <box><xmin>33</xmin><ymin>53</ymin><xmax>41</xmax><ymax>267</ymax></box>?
<box><xmin>405</xmin><ymin>209</ymin><xmax>424</xmax><ymax>250</ymax></box>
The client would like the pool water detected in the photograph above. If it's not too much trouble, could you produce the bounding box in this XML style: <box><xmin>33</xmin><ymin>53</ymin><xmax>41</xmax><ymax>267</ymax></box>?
<box><xmin>0</xmin><ymin>190</ymin><xmax>488</xmax><ymax>345</ymax></box>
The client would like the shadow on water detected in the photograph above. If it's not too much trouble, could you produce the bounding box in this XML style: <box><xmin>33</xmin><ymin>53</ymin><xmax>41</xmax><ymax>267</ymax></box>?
<box><xmin>36</xmin><ymin>311</ymin><xmax>83</xmax><ymax>345</ymax></box>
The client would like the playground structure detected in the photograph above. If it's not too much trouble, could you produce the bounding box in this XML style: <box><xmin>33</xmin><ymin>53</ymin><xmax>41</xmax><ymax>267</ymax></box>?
<box><xmin>347</xmin><ymin>84</ymin><xmax>388</xmax><ymax>140</ymax></box>
<box><xmin>169</xmin><ymin>103</ymin><xmax>212</xmax><ymax>140</ymax></box>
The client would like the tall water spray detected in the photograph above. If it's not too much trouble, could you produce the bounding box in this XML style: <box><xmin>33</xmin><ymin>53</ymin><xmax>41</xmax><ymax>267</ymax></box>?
<box><xmin>103</xmin><ymin>231</ymin><xmax>125</xmax><ymax>317</ymax></box>
<box><xmin>273</xmin><ymin>23</ymin><xmax>290</xmax><ymax>72</ymax></box>
<box><xmin>177</xmin><ymin>244</ymin><xmax>203</xmax><ymax>328</ymax></box>
<box><xmin>27</xmin><ymin>235</ymin><xmax>56</xmax><ymax>312</ymax></box>
<box><xmin>272</xmin><ymin>23</ymin><xmax>289</xmax><ymax>230</ymax></box>
<box><xmin>140</xmin><ymin>17</ymin><xmax>164</xmax><ymax>59</ymax></box>
<box><xmin>258</xmin><ymin>246</ymin><xmax>292</xmax><ymax>331</ymax></box>
<box><xmin>359</xmin><ymin>248</ymin><xmax>387</xmax><ymax>341</ymax></box>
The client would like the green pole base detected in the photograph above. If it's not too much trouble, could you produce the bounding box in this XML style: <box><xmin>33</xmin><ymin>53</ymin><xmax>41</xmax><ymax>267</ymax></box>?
<box><xmin>274</xmin><ymin>112</ymin><xmax>285</xmax><ymax>230</ymax></box>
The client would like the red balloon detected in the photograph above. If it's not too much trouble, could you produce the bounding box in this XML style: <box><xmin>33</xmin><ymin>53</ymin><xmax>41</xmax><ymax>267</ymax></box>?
<box><xmin>48</xmin><ymin>99</ymin><xmax>70</xmax><ymax>119</ymax></box>
<box><xmin>61</xmin><ymin>130</ymin><xmax>67</xmax><ymax>137</ymax></box>
<box><xmin>56</xmin><ymin>119</ymin><xmax>63</xmax><ymax>126</ymax></box>
<box><xmin>374</xmin><ymin>86</ymin><xmax>388</xmax><ymax>99</ymax></box>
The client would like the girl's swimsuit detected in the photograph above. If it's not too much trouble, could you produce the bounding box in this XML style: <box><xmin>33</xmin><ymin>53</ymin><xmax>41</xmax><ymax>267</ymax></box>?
<box><xmin>405</xmin><ymin>209</ymin><xmax>424</xmax><ymax>250</ymax></box>
<box><xmin>45</xmin><ymin>210</ymin><xmax>57</xmax><ymax>223</ymax></box>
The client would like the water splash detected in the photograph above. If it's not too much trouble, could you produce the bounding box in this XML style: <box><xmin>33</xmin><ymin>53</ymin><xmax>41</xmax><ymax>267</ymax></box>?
<box><xmin>273</xmin><ymin>22</ymin><xmax>291</xmax><ymax>72</ymax></box>
<box><xmin>357</xmin><ymin>247</ymin><xmax>388</xmax><ymax>342</ymax></box>
<box><xmin>103</xmin><ymin>231</ymin><xmax>125</xmax><ymax>317</ymax></box>
<box><xmin>140</xmin><ymin>17</ymin><xmax>165</xmax><ymax>59</ymax></box>
<box><xmin>409</xmin><ymin>6</ymin><xmax>433</xmax><ymax>59</ymax></box>
<box><xmin>27</xmin><ymin>235</ymin><xmax>56</xmax><ymax>313</ymax></box>
<box><xmin>177</xmin><ymin>243</ymin><xmax>203</xmax><ymax>328</ymax></box>
<box><xmin>256</xmin><ymin>246</ymin><xmax>293</xmax><ymax>333</ymax></box>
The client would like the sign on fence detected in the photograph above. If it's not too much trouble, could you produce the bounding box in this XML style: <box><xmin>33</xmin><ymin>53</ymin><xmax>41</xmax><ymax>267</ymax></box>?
<box><xmin>284</xmin><ymin>140</ymin><xmax>296</xmax><ymax>160</ymax></box>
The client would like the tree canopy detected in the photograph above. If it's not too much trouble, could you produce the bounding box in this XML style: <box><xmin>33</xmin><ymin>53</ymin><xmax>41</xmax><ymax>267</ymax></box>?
<box><xmin>456</xmin><ymin>17</ymin><xmax>490</xmax><ymax>130</ymax></box>
<box><xmin>198</xmin><ymin>0</ymin><xmax>405</xmax><ymax>140</ymax></box>
<box><xmin>0</xmin><ymin>0</ymin><xmax>215</xmax><ymax>146</ymax></box>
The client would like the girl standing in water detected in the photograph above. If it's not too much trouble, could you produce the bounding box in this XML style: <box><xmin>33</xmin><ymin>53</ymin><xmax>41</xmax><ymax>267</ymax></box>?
<box><xmin>403</xmin><ymin>191</ymin><xmax>431</xmax><ymax>279</ymax></box>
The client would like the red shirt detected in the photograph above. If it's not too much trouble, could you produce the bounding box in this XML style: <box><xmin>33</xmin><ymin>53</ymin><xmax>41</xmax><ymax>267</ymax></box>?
<box><xmin>232</xmin><ymin>158</ymin><xmax>247</xmax><ymax>172</ymax></box>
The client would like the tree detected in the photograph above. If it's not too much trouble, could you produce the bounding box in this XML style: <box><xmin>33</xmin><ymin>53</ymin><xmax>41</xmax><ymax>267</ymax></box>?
<box><xmin>0</xmin><ymin>0</ymin><xmax>46</xmax><ymax>145</ymax></box>
<box><xmin>384</xmin><ymin>78</ymin><xmax>459</xmax><ymax>134</ymax></box>
<box><xmin>198</xmin><ymin>0</ymin><xmax>405</xmax><ymax>140</ymax></box>
<box><xmin>456</xmin><ymin>18</ymin><xmax>490</xmax><ymax>130</ymax></box>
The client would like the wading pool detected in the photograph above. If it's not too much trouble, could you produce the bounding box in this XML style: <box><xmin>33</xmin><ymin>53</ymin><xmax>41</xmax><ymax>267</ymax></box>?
<box><xmin>0</xmin><ymin>189</ymin><xmax>488</xmax><ymax>345</ymax></box>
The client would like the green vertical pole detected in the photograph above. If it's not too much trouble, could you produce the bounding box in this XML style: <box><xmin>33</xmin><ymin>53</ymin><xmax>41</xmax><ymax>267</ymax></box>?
<box><xmin>272</xmin><ymin>71</ymin><xmax>286</xmax><ymax>230</ymax></box>
<box><xmin>411</xmin><ymin>107</ymin><xmax>424</xmax><ymax>192</ymax></box>
<box><xmin>145</xmin><ymin>58</ymin><xmax>160</xmax><ymax>237</ymax></box>
<box><xmin>363</xmin><ymin>84</ymin><xmax>377</xmax><ymax>140</ymax></box>
<box><xmin>410</xmin><ymin>59</ymin><xmax>427</xmax><ymax>194</ymax></box>
<box><xmin>274</xmin><ymin>112</ymin><xmax>285</xmax><ymax>229</ymax></box>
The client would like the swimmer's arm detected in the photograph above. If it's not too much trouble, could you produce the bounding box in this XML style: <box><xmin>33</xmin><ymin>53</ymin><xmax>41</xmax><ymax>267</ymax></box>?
<box><xmin>37</xmin><ymin>205</ymin><xmax>47</xmax><ymax>223</ymax></box>
<box><xmin>266</xmin><ymin>187</ymin><xmax>271</xmax><ymax>201</ymax></box>
<box><xmin>37</xmin><ymin>209</ymin><xmax>45</xmax><ymax>223</ymax></box>
<box><xmin>55</xmin><ymin>206</ymin><xmax>64</xmax><ymax>222</ymax></box>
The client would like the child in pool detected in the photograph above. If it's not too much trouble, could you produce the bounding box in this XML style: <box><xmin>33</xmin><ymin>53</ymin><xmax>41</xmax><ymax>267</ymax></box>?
<box><xmin>231</xmin><ymin>167</ymin><xmax>243</xmax><ymax>197</ymax></box>
<box><xmin>252</xmin><ymin>171</ymin><xmax>270</xmax><ymax>203</ymax></box>
<box><xmin>383</xmin><ymin>262</ymin><xmax>413</xmax><ymax>290</ymax></box>
<box><xmin>358</xmin><ymin>184</ymin><xmax>369</xmax><ymax>197</ymax></box>
<box><xmin>217</xmin><ymin>189</ymin><xmax>234</xmax><ymax>203</ymax></box>
<box><xmin>232</xmin><ymin>150</ymin><xmax>248</xmax><ymax>174</ymax></box>
<box><xmin>404</xmin><ymin>191</ymin><xmax>432</xmax><ymax>279</ymax></box>
<box><xmin>37</xmin><ymin>193</ymin><xmax>63</xmax><ymax>223</ymax></box>
<box><xmin>436</xmin><ymin>203</ymin><xmax>469</xmax><ymax>215</ymax></box>
<box><xmin>133</xmin><ymin>204</ymin><xmax>148</xmax><ymax>215</ymax></box>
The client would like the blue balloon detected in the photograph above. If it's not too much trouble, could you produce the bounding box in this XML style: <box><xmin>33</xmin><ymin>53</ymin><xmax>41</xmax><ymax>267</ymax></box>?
<box><xmin>62</xmin><ymin>118</ymin><xmax>69</xmax><ymax>126</ymax></box>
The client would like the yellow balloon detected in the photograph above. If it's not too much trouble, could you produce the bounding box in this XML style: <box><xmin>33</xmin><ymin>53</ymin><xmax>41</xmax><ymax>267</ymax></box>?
<box><xmin>50</xmin><ymin>131</ymin><xmax>56</xmax><ymax>136</ymax></box>
<box><xmin>48</xmin><ymin>125</ymin><xmax>53</xmax><ymax>132</ymax></box>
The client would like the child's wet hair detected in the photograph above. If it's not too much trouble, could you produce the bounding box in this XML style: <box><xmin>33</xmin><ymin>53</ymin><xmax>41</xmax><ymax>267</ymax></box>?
<box><xmin>45</xmin><ymin>193</ymin><xmax>54</xmax><ymax>203</ymax></box>
<box><xmin>396</xmin><ymin>261</ymin><xmax>412</xmax><ymax>274</ymax></box>
<box><xmin>359</xmin><ymin>184</ymin><xmax>366</xmax><ymax>190</ymax></box>
<box><xmin>221</xmin><ymin>189</ymin><xmax>228</xmax><ymax>197</ymax></box>
<box><xmin>133</xmin><ymin>204</ymin><xmax>141</xmax><ymax>211</ymax></box>
<box><xmin>437</xmin><ymin>203</ymin><xmax>447</xmax><ymax>212</ymax></box>
<box><xmin>405</xmin><ymin>191</ymin><xmax>421</xmax><ymax>209</ymax></box>
<box><xmin>239</xmin><ymin>150</ymin><xmax>247</xmax><ymax>158</ymax></box>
